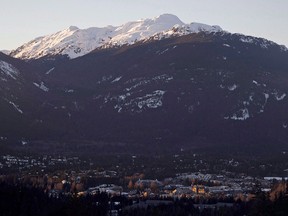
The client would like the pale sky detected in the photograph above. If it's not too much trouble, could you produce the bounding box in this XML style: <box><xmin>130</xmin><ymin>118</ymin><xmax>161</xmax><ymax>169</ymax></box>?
<box><xmin>1</xmin><ymin>0</ymin><xmax>288</xmax><ymax>50</ymax></box>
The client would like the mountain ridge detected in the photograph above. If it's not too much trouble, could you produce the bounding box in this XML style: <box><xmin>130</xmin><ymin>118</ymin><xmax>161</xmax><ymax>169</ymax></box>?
<box><xmin>10</xmin><ymin>14</ymin><xmax>223</xmax><ymax>60</ymax></box>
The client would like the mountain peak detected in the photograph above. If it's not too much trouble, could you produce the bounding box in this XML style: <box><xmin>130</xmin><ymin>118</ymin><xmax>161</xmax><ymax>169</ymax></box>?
<box><xmin>67</xmin><ymin>26</ymin><xmax>79</xmax><ymax>31</ymax></box>
<box><xmin>153</xmin><ymin>14</ymin><xmax>184</xmax><ymax>25</ymax></box>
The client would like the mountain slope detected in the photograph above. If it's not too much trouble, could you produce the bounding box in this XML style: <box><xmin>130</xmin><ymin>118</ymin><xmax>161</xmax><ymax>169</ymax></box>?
<box><xmin>2</xmin><ymin>18</ymin><xmax>288</xmax><ymax>153</ymax></box>
<box><xmin>32</xmin><ymin>31</ymin><xmax>288</xmax><ymax>151</ymax></box>
<box><xmin>0</xmin><ymin>52</ymin><xmax>53</xmax><ymax>143</ymax></box>
<box><xmin>0</xmin><ymin>50</ymin><xmax>10</xmax><ymax>55</ymax></box>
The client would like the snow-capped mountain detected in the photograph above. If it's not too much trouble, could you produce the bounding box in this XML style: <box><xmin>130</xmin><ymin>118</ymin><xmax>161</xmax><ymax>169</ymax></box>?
<box><xmin>1</xmin><ymin>15</ymin><xmax>288</xmax><ymax>153</ymax></box>
<box><xmin>10</xmin><ymin>14</ymin><xmax>222</xmax><ymax>60</ymax></box>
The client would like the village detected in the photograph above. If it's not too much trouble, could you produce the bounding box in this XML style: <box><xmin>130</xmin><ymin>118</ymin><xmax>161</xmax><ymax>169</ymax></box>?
<box><xmin>1</xmin><ymin>152</ymin><xmax>288</xmax><ymax>215</ymax></box>
<box><xmin>1</xmin><ymin>153</ymin><xmax>287</xmax><ymax>202</ymax></box>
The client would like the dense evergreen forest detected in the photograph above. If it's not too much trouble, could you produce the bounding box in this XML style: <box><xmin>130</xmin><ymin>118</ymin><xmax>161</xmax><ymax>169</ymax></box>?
<box><xmin>1</xmin><ymin>181</ymin><xmax>288</xmax><ymax>216</ymax></box>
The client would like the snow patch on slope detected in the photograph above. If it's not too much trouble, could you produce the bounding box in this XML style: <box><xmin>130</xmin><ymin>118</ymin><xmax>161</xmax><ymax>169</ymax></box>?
<box><xmin>238</xmin><ymin>34</ymin><xmax>285</xmax><ymax>50</ymax></box>
<box><xmin>230</xmin><ymin>108</ymin><xmax>250</xmax><ymax>121</ymax></box>
<box><xmin>0</xmin><ymin>60</ymin><xmax>19</xmax><ymax>79</ymax></box>
<box><xmin>33</xmin><ymin>82</ymin><xmax>49</xmax><ymax>92</ymax></box>
<box><xmin>8</xmin><ymin>101</ymin><xmax>23</xmax><ymax>114</ymax></box>
<box><xmin>113</xmin><ymin>90</ymin><xmax>166</xmax><ymax>113</ymax></box>
<box><xmin>45</xmin><ymin>67</ymin><xmax>55</xmax><ymax>75</ymax></box>
<box><xmin>275</xmin><ymin>93</ymin><xmax>286</xmax><ymax>101</ymax></box>
<box><xmin>137</xmin><ymin>90</ymin><xmax>166</xmax><ymax>109</ymax></box>
<box><xmin>111</xmin><ymin>76</ymin><xmax>122</xmax><ymax>83</ymax></box>
<box><xmin>228</xmin><ymin>84</ymin><xmax>237</xmax><ymax>91</ymax></box>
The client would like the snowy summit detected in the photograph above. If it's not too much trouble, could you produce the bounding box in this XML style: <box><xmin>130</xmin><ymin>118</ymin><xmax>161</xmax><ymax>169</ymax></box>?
<box><xmin>10</xmin><ymin>14</ymin><xmax>222</xmax><ymax>59</ymax></box>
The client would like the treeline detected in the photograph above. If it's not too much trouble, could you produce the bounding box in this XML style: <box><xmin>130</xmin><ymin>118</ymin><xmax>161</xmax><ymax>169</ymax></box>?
<box><xmin>123</xmin><ymin>194</ymin><xmax>288</xmax><ymax>216</ymax></box>
<box><xmin>0</xmin><ymin>182</ymin><xmax>110</xmax><ymax>216</ymax></box>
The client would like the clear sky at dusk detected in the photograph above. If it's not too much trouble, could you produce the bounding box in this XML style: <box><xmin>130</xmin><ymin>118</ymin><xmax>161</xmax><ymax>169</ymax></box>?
<box><xmin>1</xmin><ymin>0</ymin><xmax>288</xmax><ymax>50</ymax></box>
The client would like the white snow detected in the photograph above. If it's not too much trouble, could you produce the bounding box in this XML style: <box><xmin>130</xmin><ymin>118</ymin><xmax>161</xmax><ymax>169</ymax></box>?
<box><xmin>0</xmin><ymin>77</ymin><xmax>7</xmax><ymax>82</ymax></box>
<box><xmin>8</xmin><ymin>101</ymin><xmax>23</xmax><ymax>114</ymax></box>
<box><xmin>125</xmin><ymin>79</ymin><xmax>150</xmax><ymax>91</ymax></box>
<box><xmin>264</xmin><ymin>177</ymin><xmax>288</xmax><ymax>181</ymax></box>
<box><xmin>138</xmin><ymin>97</ymin><xmax>162</xmax><ymax>109</ymax></box>
<box><xmin>150</xmin><ymin>22</ymin><xmax>222</xmax><ymax>42</ymax></box>
<box><xmin>0</xmin><ymin>60</ymin><xmax>19</xmax><ymax>79</ymax></box>
<box><xmin>137</xmin><ymin>90</ymin><xmax>165</xmax><ymax>109</ymax></box>
<box><xmin>45</xmin><ymin>67</ymin><xmax>55</xmax><ymax>75</ymax></box>
<box><xmin>230</xmin><ymin>108</ymin><xmax>250</xmax><ymax>121</ymax></box>
<box><xmin>158</xmin><ymin>48</ymin><xmax>169</xmax><ymax>55</ymax></box>
<box><xmin>264</xmin><ymin>93</ymin><xmax>269</xmax><ymax>101</ymax></box>
<box><xmin>152</xmin><ymin>74</ymin><xmax>173</xmax><ymax>82</ymax></box>
<box><xmin>33</xmin><ymin>82</ymin><xmax>49</xmax><ymax>92</ymax></box>
<box><xmin>118</xmin><ymin>95</ymin><xmax>127</xmax><ymax>101</ymax></box>
<box><xmin>111</xmin><ymin>14</ymin><xmax>184</xmax><ymax>45</ymax></box>
<box><xmin>228</xmin><ymin>84</ymin><xmax>237</xmax><ymax>91</ymax></box>
<box><xmin>252</xmin><ymin>80</ymin><xmax>260</xmax><ymax>86</ymax></box>
<box><xmin>283</xmin><ymin>123</ymin><xmax>287</xmax><ymax>129</ymax></box>
<box><xmin>11</xmin><ymin>14</ymin><xmax>223</xmax><ymax>60</ymax></box>
<box><xmin>183</xmin><ymin>22</ymin><xmax>222</xmax><ymax>34</ymax></box>
<box><xmin>113</xmin><ymin>90</ymin><xmax>165</xmax><ymax>112</ymax></box>
<box><xmin>275</xmin><ymin>93</ymin><xmax>286</xmax><ymax>101</ymax></box>
<box><xmin>223</xmin><ymin>44</ymin><xmax>231</xmax><ymax>47</ymax></box>
<box><xmin>65</xmin><ymin>89</ymin><xmax>74</xmax><ymax>93</ymax></box>
<box><xmin>111</xmin><ymin>76</ymin><xmax>122</xmax><ymax>83</ymax></box>
<box><xmin>259</xmin><ymin>93</ymin><xmax>269</xmax><ymax>112</ymax></box>
<box><xmin>280</xmin><ymin>45</ymin><xmax>288</xmax><ymax>52</ymax></box>
<box><xmin>239</xmin><ymin>34</ymin><xmax>276</xmax><ymax>49</ymax></box>
<box><xmin>239</xmin><ymin>37</ymin><xmax>254</xmax><ymax>44</ymax></box>
<box><xmin>243</xmin><ymin>101</ymin><xmax>250</xmax><ymax>106</ymax></box>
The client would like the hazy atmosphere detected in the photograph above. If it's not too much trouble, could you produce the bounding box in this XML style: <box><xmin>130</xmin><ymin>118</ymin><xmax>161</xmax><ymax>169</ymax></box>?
<box><xmin>1</xmin><ymin>1</ymin><xmax>288</xmax><ymax>215</ymax></box>
<box><xmin>0</xmin><ymin>0</ymin><xmax>288</xmax><ymax>216</ymax></box>
<box><xmin>1</xmin><ymin>0</ymin><xmax>288</xmax><ymax>50</ymax></box>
